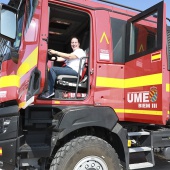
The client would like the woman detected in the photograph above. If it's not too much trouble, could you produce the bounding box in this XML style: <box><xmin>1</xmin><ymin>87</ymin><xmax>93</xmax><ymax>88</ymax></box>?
<box><xmin>41</xmin><ymin>37</ymin><xmax>86</xmax><ymax>98</ymax></box>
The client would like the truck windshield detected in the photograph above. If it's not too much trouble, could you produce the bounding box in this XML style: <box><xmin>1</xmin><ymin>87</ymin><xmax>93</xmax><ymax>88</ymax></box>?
<box><xmin>4</xmin><ymin>0</ymin><xmax>21</xmax><ymax>8</ymax></box>
<box><xmin>0</xmin><ymin>38</ymin><xmax>9</xmax><ymax>70</ymax></box>
<box><xmin>0</xmin><ymin>0</ymin><xmax>25</xmax><ymax>70</ymax></box>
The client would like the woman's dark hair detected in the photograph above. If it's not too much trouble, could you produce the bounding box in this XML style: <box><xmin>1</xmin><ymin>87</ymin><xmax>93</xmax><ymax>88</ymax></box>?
<box><xmin>71</xmin><ymin>36</ymin><xmax>81</xmax><ymax>44</ymax></box>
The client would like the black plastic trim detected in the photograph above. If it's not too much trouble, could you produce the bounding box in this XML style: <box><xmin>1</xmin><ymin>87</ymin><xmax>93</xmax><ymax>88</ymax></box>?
<box><xmin>56</xmin><ymin>106</ymin><xmax>118</xmax><ymax>139</ymax></box>
<box><xmin>0</xmin><ymin>116</ymin><xmax>19</xmax><ymax>140</ymax></box>
<box><xmin>0</xmin><ymin>105</ymin><xmax>18</xmax><ymax>118</ymax></box>
<box><xmin>0</xmin><ymin>138</ymin><xmax>17</xmax><ymax>170</ymax></box>
<box><xmin>112</xmin><ymin>123</ymin><xmax>128</xmax><ymax>169</ymax></box>
<box><xmin>26</xmin><ymin>67</ymin><xmax>41</xmax><ymax>100</ymax></box>
<box><xmin>152</xmin><ymin>130</ymin><xmax>170</xmax><ymax>147</ymax></box>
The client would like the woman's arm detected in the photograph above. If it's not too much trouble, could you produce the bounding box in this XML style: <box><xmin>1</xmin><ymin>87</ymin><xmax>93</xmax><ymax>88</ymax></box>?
<box><xmin>48</xmin><ymin>49</ymin><xmax>77</xmax><ymax>60</ymax></box>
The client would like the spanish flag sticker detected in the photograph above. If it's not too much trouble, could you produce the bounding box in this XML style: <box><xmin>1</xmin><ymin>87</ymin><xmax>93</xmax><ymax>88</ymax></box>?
<box><xmin>0</xmin><ymin>147</ymin><xmax>2</xmax><ymax>156</ymax></box>
<box><xmin>151</xmin><ymin>52</ymin><xmax>161</xmax><ymax>62</ymax></box>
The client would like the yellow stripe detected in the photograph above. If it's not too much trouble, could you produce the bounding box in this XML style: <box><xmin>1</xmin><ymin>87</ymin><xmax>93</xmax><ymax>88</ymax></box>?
<box><xmin>166</xmin><ymin>84</ymin><xmax>170</xmax><ymax>92</ymax></box>
<box><xmin>19</xmin><ymin>102</ymin><xmax>26</xmax><ymax>108</ymax></box>
<box><xmin>96</xmin><ymin>77</ymin><xmax>124</xmax><ymax>88</ymax></box>
<box><xmin>96</xmin><ymin>73</ymin><xmax>162</xmax><ymax>88</ymax></box>
<box><xmin>151</xmin><ymin>53</ymin><xmax>161</xmax><ymax>61</ymax></box>
<box><xmin>54</xmin><ymin>101</ymin><xmax>60</xmax><ymax>104</ymax></box>
<box><xmin>0</xmin><ymin>47</ymin><xmax>38</xmax><ymax>88</ymax></box>
<box><xmin>115</xmin><ymin>109</ymin><xmax>162</xmax><ymax>116</ymax></box>
<box><xmin>128</xmin><ymin>140</ymin><xmax>132</xmax><ymax>147</ymax></box>
<box><xmin>17</xmin><ymin>47</ymin><xmax>38</xmax><ymax>78</ymax></box>
<box><xmin>0</xmin><ymin>75</ymin><xmax>20</xmax><ymax>88</ymax></box>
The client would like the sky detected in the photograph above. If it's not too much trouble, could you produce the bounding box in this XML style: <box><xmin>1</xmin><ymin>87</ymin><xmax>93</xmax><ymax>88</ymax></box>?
<box><xmin>0</xmin><ymin>0</ymin><xmax>170</xmax><ymax>22</ymax></box>
<box><xmin>0</xmin><ymin>0</ymin><xmax>9</xmax><ymax>3</ymax></box>
<box><xmin>101</xmin><ymin>0</ymin><xmax>170</xmax><ymax>20</ymax></box>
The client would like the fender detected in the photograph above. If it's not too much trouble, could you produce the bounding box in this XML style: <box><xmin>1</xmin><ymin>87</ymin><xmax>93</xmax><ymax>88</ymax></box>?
<box><xmin>112</xmin><ymin>123</ymin><xmax>128</xmax><ymax>169</ymax></box>
<box><xmin>55</xmin><ymin>106</ymin><xmax>119</xmax><ymax>139</ymax></box>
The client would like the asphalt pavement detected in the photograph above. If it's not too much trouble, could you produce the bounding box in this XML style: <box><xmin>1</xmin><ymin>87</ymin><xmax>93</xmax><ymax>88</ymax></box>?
<box><xmin>139</xmin><ymin>156</ymin><xmax>170</xmax><ymax>170</ymax></box>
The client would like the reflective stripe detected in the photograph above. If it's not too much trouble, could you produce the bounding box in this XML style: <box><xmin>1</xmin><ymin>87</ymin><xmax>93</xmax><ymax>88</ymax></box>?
<box><xmin>115</xmin><ymin>109</ymin><xmax>162</xmax><ymax>116</ymax></box>
<box><xmin>19</xmin><ymin>102</ymin><xmax>26</xmax><ymax>109</ymax></box>
<box><xmin>17</xmin><ymin>47</ymin><xmax>38</xmax><ymax>78</ymax></box>
<box><xmin>0</xmin><ymin>47</ymin><xmax>38</xmax><ymax>88</ymax></box>
<box><xmin>96</xmin><ymin>73</ymin><xmax>162</xmax><ymax>88</ymax></box>
<box><xmin>0</xmin><ymin>147</ymin><xmax>2</xmax><ymax>156</ymax></box>
<box><xmin>54</xmin><ymin>101</ymin><xmax>60</xmax><ymax>104</ymax></box>
<box><xmin>0</xmin><ymin>75</ymin><xmax>20</xmax><ymax>88</ymax></box>
<box><xmin>166</xmin><ymin>83</ymin><xmax>170</xmax><ymax>92</ymax></box>
<box><xmin>151</xmin><ymin>53</ymin><xmax>161</xmax><ymax>61</ymax></box>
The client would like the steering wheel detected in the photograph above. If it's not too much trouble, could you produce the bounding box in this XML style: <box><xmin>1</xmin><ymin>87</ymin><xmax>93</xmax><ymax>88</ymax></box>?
<box><xmin>48</xmin><ymin>53</ymin><xmax>58</xmax><ymax>61</ymax></box>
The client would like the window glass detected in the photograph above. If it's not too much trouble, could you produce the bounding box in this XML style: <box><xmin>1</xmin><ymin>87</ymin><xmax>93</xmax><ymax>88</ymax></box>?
<box><xmin>0</xmin><ymin>38</ymin><xmax>8</xmax><ymax>69</ymax></box>
<box><xmin>129</xmin><ymin>12</ymin><xmax>157</xmax><ymax>56</ymax></box>
<box><xmin>111</xmin><ymin>18</ymin><xmax>126</xmax><ymax>63</ymax></box>
<box><xmin>25</xmin><ymin>0</ymin><xmax>38</xmax><ymax>35</ymax></box>
<box><xmin>0</xmin><ymin>9</ymin><xmax>17</xmax><ymax>40</ymax></box>
<box><xmin>0</xmin><ymin>1</ymin><xmax>25</xmax><ymax>66</ymax></box>
<box><xmin>25</xmin><ymin>18</ymin><xmax>39</xmax><ymax>42</ymax></box>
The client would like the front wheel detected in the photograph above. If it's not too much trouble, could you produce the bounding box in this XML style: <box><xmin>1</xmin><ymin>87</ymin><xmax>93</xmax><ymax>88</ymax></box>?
<box><xmin>50</xmin><ymin>136</ymin><xmax>121</xmax><ymax>170</ymax></box>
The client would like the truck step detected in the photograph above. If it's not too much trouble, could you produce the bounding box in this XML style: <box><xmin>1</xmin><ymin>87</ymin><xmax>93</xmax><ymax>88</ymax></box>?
<box><xmin>128</xmin><ymin>131</ymin><xmax>150</xmax><ymax>136</ymax></box>
<box><xmin>19</xmin><ymin>143</ymin><xmax>51</xmax><ymax>158</ymax></box>
<box><xmin>128</xmin><ymin>131</ymin><xmax>155</xmax><ymax>169</ymax></box>
<box><xmin>20</xmin><ymin>143</ymin><xmax>50</xmax><ymax>152</ymax></box>
<box><xmin>129</xmin><ymin>147</ymin><xmax>152</xmax><ymax>153</ymax></box>
<box><xmin>129</xmin><ymin>162</ymin><xmax>154</xmax><ymax>169</ymax></box>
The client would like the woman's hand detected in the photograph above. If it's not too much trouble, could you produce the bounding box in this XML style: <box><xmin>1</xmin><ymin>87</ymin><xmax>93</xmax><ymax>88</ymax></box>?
<box><xmin>48</xmin><ymin>49</ymin><xmax>57</xmax><ymax>55</ymax></box>
<box><xmin>48</xmin><ymin>49</ymin><xmax>58</xmax><ymax>61</ymax></box>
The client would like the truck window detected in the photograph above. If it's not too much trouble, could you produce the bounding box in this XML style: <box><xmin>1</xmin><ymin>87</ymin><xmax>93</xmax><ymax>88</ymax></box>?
<box><xmin>111</xmin><ymin>18</ymin><xmax>126</xmax><ymax>63</ymax></box>
<box><xmin>25</xmin><ymin>0</ymin><xmax>38</xmax><ymax>34</ymax></box>
<box><xmin>129</xmin><ymin>12</ymin><xmax>157</xmax><ymax>56</ymax></box>
<box><xmin>0</xmin><ymin>1</ymin><xmax>26</xmax><ymax>65</ymax></box>
<box><xmin>0</xmin><ymin>38</ymin><xmax>8</xmax><ymax>69</ymax></box>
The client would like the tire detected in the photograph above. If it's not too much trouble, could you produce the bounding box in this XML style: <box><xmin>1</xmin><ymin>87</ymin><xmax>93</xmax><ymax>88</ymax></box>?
<box><xmin>50</xmin><ymin>135</ymin><xmax>121</xmax><ymax>170</ymax></box>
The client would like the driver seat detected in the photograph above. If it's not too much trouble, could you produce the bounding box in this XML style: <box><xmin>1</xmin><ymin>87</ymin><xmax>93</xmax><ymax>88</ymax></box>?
<box><xmin>55</xmin><ymin>55</ymin><xmax>89</xmax><ymax>93</ymax></box>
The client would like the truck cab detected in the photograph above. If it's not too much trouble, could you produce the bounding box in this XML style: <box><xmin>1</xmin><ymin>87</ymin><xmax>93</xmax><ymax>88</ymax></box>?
<box><xmin>0</xmin><ymin>0</ymin><xmax>170</xmax><ymax>169</ymax></box>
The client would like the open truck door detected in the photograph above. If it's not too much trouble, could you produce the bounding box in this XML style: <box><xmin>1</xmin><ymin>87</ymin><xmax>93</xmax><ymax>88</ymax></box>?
<box><xmin>124</xmin><ymin>2</ymin><xmax>168</xmax><ymax>125</ymax></box>
<box><xmin>0</xmin><ymin>0</ymin><xmax>49</xmax><ymax>109</ymax></box>
<box><xmin>17</xmin><ymin>0</ymin><xmax>49</xmax><ymax>108</ymax></box>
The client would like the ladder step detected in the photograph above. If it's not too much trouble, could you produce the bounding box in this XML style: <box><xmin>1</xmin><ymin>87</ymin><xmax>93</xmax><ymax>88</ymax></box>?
<box><xmin>129</xmin><ymin>162</ymin><xmax>154</xmax><ymax>169</ymax></box>
<box><xmin>128</xmin><ymin>131</ymin><xmax>150</xmax><ymax>136</ymax></box>
<box><xmin>129</xmin><ymin>147</ymin><xmax>152</xmax><ymax>153</ymax></box>
<box><xmin>20</xmin><ymin>143</ymin><xmax>50</xmax><ymax>152</ymax></box>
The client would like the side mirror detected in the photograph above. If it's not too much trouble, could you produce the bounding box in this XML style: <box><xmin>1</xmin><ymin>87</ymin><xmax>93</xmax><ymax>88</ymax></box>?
<box><xmin>0</xmin><ymin>4</ymin><xmax>17</xmax><ymax>42</ymax></box>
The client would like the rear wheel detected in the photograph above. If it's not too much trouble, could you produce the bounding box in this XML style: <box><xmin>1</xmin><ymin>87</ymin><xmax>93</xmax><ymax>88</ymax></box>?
<box><xmin>50</xmin><ymin>136</ymin><xmax>121</xmax><ymax>170</ymax></box>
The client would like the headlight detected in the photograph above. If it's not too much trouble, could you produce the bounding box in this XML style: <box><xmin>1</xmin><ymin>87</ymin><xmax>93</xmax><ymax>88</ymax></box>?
<box><xmin>0</xmin><ymin>118</ymin><xmax>11</xmax><ymax>134</ymax></box>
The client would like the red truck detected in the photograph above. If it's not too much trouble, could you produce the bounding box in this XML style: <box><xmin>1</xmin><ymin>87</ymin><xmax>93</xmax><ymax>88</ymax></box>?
<box><xmin>0</xmin><ymin>0</ymin><xmax>170</xmax><ymax>169</ymax></box>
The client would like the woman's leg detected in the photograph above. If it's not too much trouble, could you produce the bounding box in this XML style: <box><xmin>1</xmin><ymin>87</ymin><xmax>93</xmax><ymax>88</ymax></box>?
<box><xmin>48</xmin><ymin>66</ymin><xmax>78</xmax><ymax>94</ymax></box>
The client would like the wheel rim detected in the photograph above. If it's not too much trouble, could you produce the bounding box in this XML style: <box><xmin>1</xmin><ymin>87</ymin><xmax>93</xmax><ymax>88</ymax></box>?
<box><xmin>73</xmin><ymin>156</ymin><xmax>108</xmax><ymax>170</ymax></box>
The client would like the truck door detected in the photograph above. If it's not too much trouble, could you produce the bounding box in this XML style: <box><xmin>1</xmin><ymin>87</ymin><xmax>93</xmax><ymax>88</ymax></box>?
<box><xmin>124</xmin><ymin>2</ymin><xmax>168</xmax><ymax>124</ymax></box>
<box><xmin>0</xmin><ymin>0</ymin><xmax>48</xmax><ymax>107</ymax></box>
<box><xmin>18</xmin><ymin>0</ymin><xmax>49</xmax><ymax>108</ymax></box>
